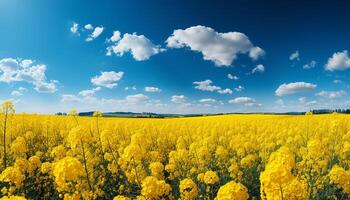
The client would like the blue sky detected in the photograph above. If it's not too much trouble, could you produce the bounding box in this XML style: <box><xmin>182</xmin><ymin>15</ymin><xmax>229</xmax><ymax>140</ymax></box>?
<box><xmin>1</xmin><ymin>0</ymin><xmax>350</xmax><ymax>114</ymax></box>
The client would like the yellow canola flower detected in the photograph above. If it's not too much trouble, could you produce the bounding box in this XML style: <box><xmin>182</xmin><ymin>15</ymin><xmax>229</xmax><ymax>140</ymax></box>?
<box><xmin>216</xmin><ymin>181</ymin><xmax>249</xmax><ymax>200</ymax></box>
<box><xmin>328</xmin><ymin>165</ymin><xmax>350</xmax><ymax>194</ymax></box>
<box><xmin>0</xmin><ymin>196</ymin><xmax>26</xmax><ymax>200</ymax></box>
<box><xmin>141</xmin><ymin>176</ymin><xmax>172</xmax><ymax>199</ymax></box>
<box><xmin>203</xmin><ymin>170</ymin><xmax>219</xmax><ymax>185</ymax></box>
<box><xmin>52</xmin><ymin>156</ymin><xmax>84</xmax><ymax>192</ymax></box>
<box><xmin>0</xmin><ymin>167</ymin><xmax>25</xmax><ymax>187</ymax></box>
<box><xmin>113</xmin><ymin>196</ymin><xmax>131</xmax><ymax>200</ymax></box>
<box><xmin>179</xmin><ymin>178</ymin><xmax>198</xmax><ymax>200</ymax></box>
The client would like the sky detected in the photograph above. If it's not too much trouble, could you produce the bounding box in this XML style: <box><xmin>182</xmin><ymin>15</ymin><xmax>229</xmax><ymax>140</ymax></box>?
<box><xmin>1</xmin><ymin>0</ymin><xmax>350</xmax><ymax>114</ymax></box>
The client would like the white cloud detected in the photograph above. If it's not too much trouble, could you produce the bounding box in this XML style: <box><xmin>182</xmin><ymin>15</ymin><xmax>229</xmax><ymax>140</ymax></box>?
<box><xmin>109</xmin><ymin>31</ymin><xmax>121</xmax><ymax>42</ymax></box>
<box><xmin>91</xmin><ymin>71</ymin><xmax>124</xmax><ymax>88</ymax></box>
<box><xmin>275</xmin><ymin>82</ymin><xmax>317</xmax><ymax>96</ymax></box>
<box><xmin>125</xmin><ymin>93</ymin><xmax>149</xmax><ymax>103</ymax></box>
<box><xmin>289</xmin><ymin>51</ymin><xmax>300</xmax><ymax>61</ymax></box>
<box><xmin>86</xmin><ymin>26</ymin><xmax>104</xmax><ymax>42</ymax></box>
<box><xmin>166</xmin><ymin>25</ymin><xmax>264</xmax><ymax>66</ymax></box>
<box><xmin>303</xmin><ymin>60</ymin><xmax>316</xmax><ymax>69</ymax></box>
<box><xmin>316</xmin><ymin>90</ymin><xmax>346</xmax><ymax>98</ymax></box>
<box><xmin>252</xmin><ymin>64</ymin><xmax>265</xmax><ymax>73</ymax></box>
<box><xmin>193</xmin><ymin>80</ymin><xmax>221</xmax><ymax>91</ymax></box>
<box><xmin>144</xmin><ymin>86</ymin><xmax>161</xmax><ymax>92</ymax></box>
<box><xmin>325</xmin><ymin>50</ymin><xmax>350</xmax><ymax>71</ymax></box>
<box><xmin>234</xmin><ymin>85</ymin><xmax>244</xmax><ymax>92</ymax></box>
<box><xmin>227</xmin><ymin>73</ymin><xmax>239</xmax><ymax>80</ymax></box>
<box><xmin>0</xmin><ymin>58</ymin><xmax>58</xmax><ymax>93</ymax></box>
<box><xmin>11</xmin><ymin>87</ymin><xmax>28</xmax><ymax>97</ymax></box>
<box><xmin>249</xmin><ymin>47</ymin><xmax>265</xmax><ymax>60</ymax></box>
<box><xmin>11</xmin><ymin>91</ymin><xmax>21</xmax><ymax>97</ymax></box>
<box><xmin>218</xmin><ymin>88</ymin><xmax>233</xmax><ymax>94</ymax></box>
<box><xmin>229</xmin><ymin>97</ymin><xmax>261</xmax><ymax>107</ymax></box>
<box><xmin>107</xmin><ymin>32</ymin><xmax>164</xmax><ymax>60</ymax></box>
<box><xmin>199</xmin><ymin>98</ymin><xmax>217</xmax><ymax>103</ymax></box>
<box><xmin>70</xmin><ymin>22</ymin><xmax>79</xmax><ymax>35</ymax></box>
<box><xmin>84</xmin><ymin>24</ymin><xmax>93</xmax><ymax>30</ymax></box>
<box><xmin>61</xmin><ymin>94</ymin><xmax>82</xmax><ymax>103</ymax></box>
<box><xmin>171</xmin><ymin>95</ymin><xmax>187</xmax><ymax>103</ymax></box>
<box><xmin>193</xmin><ymin>79</ymin><xmax>233</xmax><ymax>95</ymax></box>
<box><xmin>333</xmin><ymin>80</ymin><xmax>342</xmax><ymax>84</ymax></box>
<box><xmin>78</xmin><ymin>87</ymin><xmax>101</xmax><ymax>97</ymax></box>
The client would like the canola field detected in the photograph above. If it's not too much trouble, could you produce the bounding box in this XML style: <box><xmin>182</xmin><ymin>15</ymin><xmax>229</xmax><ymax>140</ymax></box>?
<box><xmin>0</xmin><ymin>102</ymin><xmax>350</xmax><ymax>199</ymax></box>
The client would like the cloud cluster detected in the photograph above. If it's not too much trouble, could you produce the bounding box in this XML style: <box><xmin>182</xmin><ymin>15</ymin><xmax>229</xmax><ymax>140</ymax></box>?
<box><xmin>303</xmin><ymin>60</ymin><xmax>316</xmax><ymax>69</ymax></box>
<box><xmin>144</xmin><ymin>86</ymin><xmax>161</xmax><ymax>92</ymax></box>
<box><xmin>325</xmin><ymin>50</ymin><xmax>350</xmax><ymax>71</ymax></box>
<box><xmin>252</xmin><ymin>64</ymin><xmax>265</xmax><ymax>73</ymax></box>
<box><xmin>91</xmin><ymin>71</ymin><xmax>124</xmax><ymax>88</ymax></box>
<box><xmin>0</xmin><ymin>58</ymin><xmax>58</xmax><ymax>93</ymax></box>
<box><xmin>275</xmin><ymin>82</ymin><xmax>316</xmax><ymax>96</ymax></box>
<box><xmin>70</xmin><ymin>22</ymin><xmax>104</xmax><ymax>41</ymax></box>
<box><xmin>193</xmin><ymin>79</ymin><xmax>232</xmax><ymax>94</ymax></box>
<box><xmin>316</xmin><ymin>90</ymin><xmax>346</xmax><ymax>98</ymax></box>
<box><xmin>229</xmin><ymin>97</ymin><xmax>261</xmax><ymax>107</ymax></box>
<box><xmin>171</xmin><ymin>95</ymin><xmax>187</xmax><ymax>104</ymax></box>
<box><xmin>289</xmin><ymin>51</ymin><xmax>300</xmax><ymax>61</ymax></box>
<box><xmin>11</xmin><ymin>87</ymin><xmax>27</xmax><ymax>97</ymax></box>
<box><xmin>227</xmin><ymin>73</ymin><xmax>239</xmax><ymax>80</ymax></box>
<box><xmin>107</xmin><ymin>32</ymin><xmax>165</xmax><ymax>61</ymax></box>
<box><xmin>86</xmin><ymin>26</ymin><xmax>104</xmax><ymax>42</ymax></box>
<box><xmin>166</xmin><ymin>25</ymin><xmax>264</xmax><ymax>66</ymax></box>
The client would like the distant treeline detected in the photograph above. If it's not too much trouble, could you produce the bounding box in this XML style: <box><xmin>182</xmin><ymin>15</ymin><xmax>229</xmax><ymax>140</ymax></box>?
<box><xmin>54</xmin><ymin>109</ymin><xmax>350</xmax><ymax>118</ymax></box>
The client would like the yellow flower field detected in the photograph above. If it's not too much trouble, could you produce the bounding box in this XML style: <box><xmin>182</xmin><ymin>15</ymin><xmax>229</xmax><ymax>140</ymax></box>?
<box><xmin>1</xmin><ymin>102</ymin><xmax>350</xmax><ymax>199</ymax></box>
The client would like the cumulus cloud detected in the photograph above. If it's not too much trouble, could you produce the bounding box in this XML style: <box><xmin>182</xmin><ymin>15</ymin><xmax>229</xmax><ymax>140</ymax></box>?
<box><xmin>11</xmin><ymin>87</ymin><xmax>27</xmax><ymax>97</ymax></box>
<box><xmin>289</xmin><ymin>51</ymin><xmax>300</xmax><ymax>61</ymax></box>
<box><xmin>61</xmin><ymin>94</ymin><xmax>82</xmax><ymax>103</ymax></box>
<box><xmin>91</xmin><ymin>71</ymin><xmax>124</xmax><ymax>88</ymax></box>
<box><xmin>325</xmin><ymin>50</ymin><xmax>350</xmax><ymax>71</ymax></box>
<box><xmin>171</xmin><ymin>95</ymin><xmax>187</xmax><ymax>103</ymax></box>
<box><xmin>193</xmin><ymin>80</ymin><xmax>221</xmax><ymax>91</ymax></box>
<box><xmin>249</xmin><ymin>47</ymin><xmax>265</xmax><ymax>60</ymax></box>
<box><xmin>235</xmin><ymin>85</ymin><xmax>244</xmax><ymax>92</ymax></box>
<box><xmin>125</xmin><ymin>93</ymin><xmax>149</xmax><ymax>103</ymax></box>
<box><xmin>275</xmin><ymin>82</ymin><xmax>317</xmax><ymax>96</ymax></box>
<box><xmin>199</xmin><ymin>98</ymin><xmax>217</xmax><ymax>103</ymax></box>
<box><xmin>229</xmin><ymin>97</ymin><xmax>261</xmax><ymax>107</ymax></box>
<box><xmin>84</xmin><ymin>24</ymin><xmax>93</xmax><ymax>30</ymax></box>
<box><xmin>193</xmin><ymin>79</ymin><xmax>233</xmax><ymax>95</ymax></box>
<box><xmin>0</xmin><ymin>58</ymin><xmax>58</xmax><ymax>93</ymax></box>
<box><xmin>109</xmin><ymin>31</ymin><xmax>121</xmax><ymax>42</ymax></box>
<box><xmin>199</xmin><ymin>98</ymin><xmax>222</xmax><ymax>107</ymax></box>
<box><xmin>252</xmin><ymin>64</ymin><xmax>265</xmax><ymax>73</ymax></box>
<box><xmin>86</xmin><ymin>26</ymin><xmax>104</xmax><ymax>42</ymax></box>
<box><xmin>303</xmin><ymin>60</ymin><xmax>316</xmax><ymax>69</ymax></box>
<box><xmin>70</xmin><ymin>22</ymin><xmax>79</xmax><ymax>35</ymax></box>
<box><xmin>227</xmin><ymin>73</ymin><xmax>239</xmax><ymax>80</ymax></box>
<box><xmin>316</xmin><ymin>90</ymin><xmax>346</xmax><ymax>98</ymax></box>
<box><xmin>78</xmin><ymin>87</ymin><xmax>101</xmax><ymax>97</ymax></box>
<box><xmin>144</xmin><ymin>86</ymin><xmax>161</xmax><ymax>92</ymax></box>
<box><xmin>166</xmin><ymin>25</ymin><xmax>264</xmax><ymax>66</ymax></box>
<box><xmin>107</xmin><ymin>32</ymin><xmax>164</xmax><ymax>60</ymax></box>
<box><xmin>218</xmin><ymin>88</ymin><xmax>233</xmax><ymax>94</ymax></box>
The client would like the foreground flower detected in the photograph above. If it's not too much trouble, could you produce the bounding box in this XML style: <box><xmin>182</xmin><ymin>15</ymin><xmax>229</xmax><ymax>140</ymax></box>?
<box><xmin>216</xmin><ymin>181</ymin><xmax>249</xmax><ymax>200</ymax></box>
<box><xmin>179</xmin><ymin>178</ymin><xmax>198</xmax><ymax>200</ymax></box>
